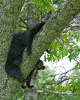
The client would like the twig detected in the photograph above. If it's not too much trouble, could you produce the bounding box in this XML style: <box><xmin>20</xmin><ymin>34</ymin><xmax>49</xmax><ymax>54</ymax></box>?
<box><xmin>23</xmin><ymin>87</ymin><xmax>79</xmax><ymax>95</ymax></box>
<box><xmin>19</xmin><ymin>25</ymin><xmax>27</xmax><ymax>28</ymax></box>
<box><xmin>53</xmin><ymin>0</ymin><xmax>60</xmax><ymax>4</ymax></box>
<box><xmin>20</xmin><ymin>17</ymin><xmax>30</xmax><ymax>30</ymax></box>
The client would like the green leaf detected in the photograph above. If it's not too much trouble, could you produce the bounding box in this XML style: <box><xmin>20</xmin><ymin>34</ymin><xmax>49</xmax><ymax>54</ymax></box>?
<box><xmin>68</xmin><ymin>54</ymin><xmax>72</xmax><ymax>62</ymax></box>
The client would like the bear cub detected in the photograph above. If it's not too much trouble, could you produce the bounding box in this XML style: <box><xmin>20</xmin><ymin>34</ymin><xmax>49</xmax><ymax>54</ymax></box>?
<box><xmin>5</xmin><ymin>11</ymin><xmax>51</xmax><ymax>87</ymax></box>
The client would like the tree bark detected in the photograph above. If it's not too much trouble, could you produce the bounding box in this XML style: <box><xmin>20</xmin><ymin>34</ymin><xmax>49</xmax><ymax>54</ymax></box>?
<box><xmin>24</xmin><ymin>71</ymin><xmax>38</xmax><ymax>100</ymax></box>
<box><xmin>0</xmin><ymin>0</ymin><xmax>25</xmax><ymax>100</ymax></box>
<box><xmin>0</xmin><ymin>0</ymin><xmax>80</xmax><ymax>99</ymax></box>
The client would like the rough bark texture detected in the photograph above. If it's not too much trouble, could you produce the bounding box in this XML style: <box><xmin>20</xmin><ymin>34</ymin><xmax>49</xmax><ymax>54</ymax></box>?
<box><xmin>0</xmin><ymin>0</ymin><xmax>25</xmax><ymax>100</ymax></box>
<box><xmin>0</xmin><ymin>0</ymin><xmax>80</xmax><ymax>99</ymax></box>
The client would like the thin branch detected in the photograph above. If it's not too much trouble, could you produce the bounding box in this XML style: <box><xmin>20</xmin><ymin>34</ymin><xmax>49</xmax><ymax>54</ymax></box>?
<box><xmin>19</xmin><ymin>25</ymin><xmax>27</xmax><ymax>28</ymax></box>
<box><xmin>19</xmin><ymin>17</ymin><xmax>30</xmax><ymax>29</ymax></box>
<box><xmin>39</xmin><ymin>65</ymin><xmax>76</xmax><ymax>79</ymax></box>
<box><xmin>42</xmin><ymin>77</ymin><xmax>71</xmax><ymax>88</ymax></box>
<box><xmin>24</xmin><ymin>87</ymin><xmax>79</xmax><ymax>95</ymax></box>
<box><xmin>20</xmin><ymin>2</ymin><xmax>36</xmax><ymax>13</ymax></box>
<box><xmin>71</xmin><ymin>23</ymin><xmax>80</xmax><ymax>27</ymax></box>
<box><xmin>53</xmin><ymin>63</ymin><xmax>78</xmax><ymax>79</ymax></box>
<box><xmin>42</xmin><ymin>74</ymin><xmax>80</xmax><ymax>89</ymax></box>
<box><xmin>53</xmin><ymin>0</ymin><xmax>60</xmax><ymax>4</ymax></box>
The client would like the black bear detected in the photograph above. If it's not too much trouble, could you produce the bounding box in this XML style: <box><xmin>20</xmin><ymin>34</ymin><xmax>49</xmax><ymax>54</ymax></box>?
<box><xmin>21</xmin><ymin>59</ymin><xmax>45</xmax><ymax>88</ymax></box>
<box><xmin>27</xmin><ymin>11</ymin><xmax>51</xmax><ymax>56</ymax></box>
<box><xmin>5</xmin><ymin>31</ymin><xmax>27</xmax><ymax>83</ymax></box>
<box><xmin>5</xmin><ymin>11</ymin><xmax>51</xmax><ymax>86</ymax></box>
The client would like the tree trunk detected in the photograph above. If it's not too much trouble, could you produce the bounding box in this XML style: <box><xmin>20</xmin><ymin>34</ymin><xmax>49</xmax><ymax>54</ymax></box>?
<box><xmin>0</xmin><ymin>0</ymin><xmax>25</xmax><ymax>100</ymax></box>
<box><xmin>0</xmin><ymin>0</ymin><xmax>80</xmax><ymax>99</ymax></box>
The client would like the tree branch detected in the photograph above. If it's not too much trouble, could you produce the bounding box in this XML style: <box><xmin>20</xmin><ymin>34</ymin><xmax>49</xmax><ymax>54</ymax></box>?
<box><xmin>0</xmin><ymin>0</ymin><xmax>25</xmax><ymax>99</ymax></box>
<box><xmin>22</xmin><ymin>0</ymin><xmax>80</xmax><ymax>80</ymax></box>
<box><xmin>19</xmin><ymin>17</ymin><xmax>30</xmax><ymax>29</ymax></box>
<box><xmin>1</xmin><ymin>0</ymin><xmax>80</xmax><ymax>99</ymax></box>
<box><xmin>24</xmin><ymin>87</ymin><xmax>79</xmax><ymax>95</ymax></box>
<box><xmin>53</xmin><ymin>0</ymin><xmax>60</xmax><ymax>4</ymax></box>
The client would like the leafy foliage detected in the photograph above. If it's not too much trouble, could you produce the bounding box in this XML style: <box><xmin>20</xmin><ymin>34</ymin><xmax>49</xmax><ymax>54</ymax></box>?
<box><xmin>45</xmin><ymin>31</ymin><xmax>80</xmax><ymax>62</ymax></box>
<box><xmin>30</xmin><ymin>0</ymin><xmax>55</xmax><ymax>13</ymax></box>
<box><xmin>13</xmin><ymin>90</ymin><xmax>24</xmax><ymax>100</ymax></box>
<box><xmin>16</xmin><ymin>0</ymin><xmax>56</xmax><ymax>31</ymax></box>
<box><xmin>38</xmin><ymin>64</ymin><xmax>80</xmax><ymax>100</ymax></box>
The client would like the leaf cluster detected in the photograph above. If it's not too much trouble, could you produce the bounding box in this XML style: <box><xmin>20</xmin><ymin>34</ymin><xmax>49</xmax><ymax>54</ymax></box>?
<box><xmin>45</xmin><ymin>31</ymin><xmax>80</xmax><ymax>62</ymax></box>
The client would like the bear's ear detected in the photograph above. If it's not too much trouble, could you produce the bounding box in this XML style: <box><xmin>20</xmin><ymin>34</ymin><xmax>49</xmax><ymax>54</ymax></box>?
<box><xmin>48</xmin><ymin>11</ymin><xmax>52</xmax><ymax>14</ymax></box>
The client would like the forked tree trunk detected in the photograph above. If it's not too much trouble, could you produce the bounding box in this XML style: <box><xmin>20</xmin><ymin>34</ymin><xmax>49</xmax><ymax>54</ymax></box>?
<box><xmin>0</xmin><ymin>0</ymin><xmax>80</xmax><ymax>100</ymax></box>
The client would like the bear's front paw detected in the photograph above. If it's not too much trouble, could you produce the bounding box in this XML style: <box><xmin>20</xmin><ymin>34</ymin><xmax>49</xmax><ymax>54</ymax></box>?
<box><xmin>21</xmin><ymin>84</ymin><xmax>27</xmax><ymax>89</ymax></box>
<box><xmin>27</xmin><ymin>85</ymin><xmax>34</xmax><ymax>88</ymax></box>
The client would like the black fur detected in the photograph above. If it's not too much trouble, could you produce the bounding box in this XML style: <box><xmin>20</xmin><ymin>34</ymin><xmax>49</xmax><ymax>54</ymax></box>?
<box><xmin>5</xmin><ymin>11</ymin><xmax>51</xmax><ymax>84</ymax></box>
<box><xmin>21</xmin><ymin>59</ymin><xmax>45</xmax><ymax>88</ymax></box>
<box><xmin>5</xmin><ymin>31</ymin><xmax>27</xmax><ymax>83</ymax></box>
<box><xmin>27</xmin><ymin>11</ymin><xmax>51</xmax><ymax>56</ymax></box>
